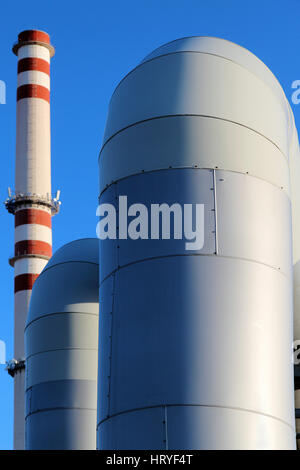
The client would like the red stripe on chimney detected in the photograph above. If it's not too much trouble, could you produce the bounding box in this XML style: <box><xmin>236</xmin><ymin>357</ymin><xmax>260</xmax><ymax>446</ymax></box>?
<box><xmin>18</xmin><ymin>58</ymin><xmax>50</xmax><ymax>75</ymax></box>
<box><xmin>15</xmin><ymin>240</ymin><xmax>52</xmax><ymax>258</ymax></box>
<box><xmin>14</xmin><ymin>273</ymin><xmax>39</xmax><ymax>293</ymax></box>
<box><xmin>17</xmin><ymin>84</ymin><xmax>50</xmax><ymax>103</ymax></box>
<box><xmin>15</xmin><ymin>209</ymin><xmax>52</xmax><ymax>228</ymax></box>
<box><xmin>18</xmin><ymin>30</ymin><xmax>50</xmax><ymax>45</ymax></box>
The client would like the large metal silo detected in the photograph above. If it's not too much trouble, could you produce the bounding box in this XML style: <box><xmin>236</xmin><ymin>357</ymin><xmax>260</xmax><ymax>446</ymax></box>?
<box><xmin>97</xmin><ymin>37</ymin><xmax>298</xmax><ymax>449</ymax></box>
<box><xmin>290</xmin><ymin>118</ymin><xmax>300</xmax><ymax>449</ymax></box>
<box><xmin>25</xmin><ymin>238</ymin><xmax>99</xmax><ymax>449</ymax></box>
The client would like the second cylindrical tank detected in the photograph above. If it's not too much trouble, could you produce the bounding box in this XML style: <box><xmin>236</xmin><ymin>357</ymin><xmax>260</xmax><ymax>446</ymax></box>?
<box><xmin>25</xmin><ymin>238</ymin><xmax>99</xmax><ymax>450</ymax></box>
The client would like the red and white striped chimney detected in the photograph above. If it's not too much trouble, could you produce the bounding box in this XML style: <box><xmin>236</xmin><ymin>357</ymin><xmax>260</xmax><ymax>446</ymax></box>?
<box><xmin>5</xmin><ymin>30</ymin><xmax>60</xmax><ymax>450</ymax></box>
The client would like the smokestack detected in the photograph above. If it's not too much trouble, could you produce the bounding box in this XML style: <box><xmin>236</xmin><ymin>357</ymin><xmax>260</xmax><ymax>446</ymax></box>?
<box><xmin>5</xmin><ymin>30</ymin><xmax>60</xmax><ymax>450</ymax></box>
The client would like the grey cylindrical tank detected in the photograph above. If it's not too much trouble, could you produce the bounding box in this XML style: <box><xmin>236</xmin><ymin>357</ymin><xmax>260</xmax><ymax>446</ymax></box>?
<box><xmin>25</xmin><ymin>238</ymin><xmax>99</xmax><ymax>450</ymax></box>
<box><xmin>97</xmin><ymin>37</ymin><xmax>298</xmax><ymax>449</ymax></box>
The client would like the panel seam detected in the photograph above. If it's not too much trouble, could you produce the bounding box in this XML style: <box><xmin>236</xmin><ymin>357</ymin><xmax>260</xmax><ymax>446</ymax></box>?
<box><xmin>40</xmin><ymin>260</ymin><xmax>99</xmax><ymax>277</ymax></box>
<box><xmin>26</xmin><ymin>406</ymin><xmax>96</xmax><ymax>419</ymax></box>
<box><xmin>98</xmin><ymin>165</ymin><xmax>290</xmax><ymax>199</ymax></box>
<box><xmin>99</xmin><ymin>114</ymin><xmax>288</xmax><ymax>160</ymax></box>
<box><xmin>213</xmin><ymin>169</ymin><xmax>219</xmax><ymax>255</ymax></box>
<box><xmin>25</xmin><ymin>310</ymin><xmax>99</xmax><ymax>330</ymax></box>
<box><xmin>97</xmin><ymin>403</ymin><xmax>295</xmax><ymax>432</ymax></box>
<box><xmin>109</xmin><ymin>50</ymin><xmax>287</xmax><ymax>115</ymax></box>
<box><xmin>100</xmin><ymin>253</ymin><xmax>291</xmax><ymax>286</ymax></box>
<box><xmin>26</xmin><ymin>346</ymin><xmax>98</xmax><ymax>360</ymax></box>
<box><xmin>164</xmin><ymin>406</ymin><xmax>169</xmax><ymax>450</ymax></box>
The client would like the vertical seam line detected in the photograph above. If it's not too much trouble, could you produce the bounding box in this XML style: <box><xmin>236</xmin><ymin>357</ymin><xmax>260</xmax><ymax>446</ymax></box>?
<box><xmin>213</xmin><ymin>169</ymin><xmax>219</xmax><ymax>255</ymax></box>
<box><xmin>107</xmin><ymin>182</ymin><xmax>117</xmax><ymax>418</ymax></box>
<box><xmin>107</xmin><ymin>272</ymin><xmax>115</xmax><ymax>417</ymax></box>
<box><xmin>164</xmin><ymin>405</ymin><xmax>169</xmax><ymax>450</ymax></box>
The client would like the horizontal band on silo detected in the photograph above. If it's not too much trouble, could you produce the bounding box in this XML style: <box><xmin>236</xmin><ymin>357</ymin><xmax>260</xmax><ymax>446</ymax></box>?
<box><xmin>18</xmin><ymin>30</ymin><xmax>50</xmax><ymax>45</ymax></box>
<box><xmin>18</xmin><ymin>58</ymin><xmax>50</xmax><ymax>75</ymax></box>
<box><xmin>26</xmin><ymin>314</ymin><xmax>99</xmax><ymax>357</ymax></box>
<box><xmin>98</xmin><ymin>115</ymin><xmax>290</xmax><ymax>196</ymax></box>
<box><xmin>14</xmin><ymin>273</ymin><xmax>39</xmax><ymax>293</ymax></box>
<box><xmin>15</xmin><ymin>240</ymin><xmax>52</xmax><ymax>257</ymax></box>
<box><xmin>97</xmin><ymin>405</ymin><xmax>296</xmax><ymax>450</ymax></box>
<box><xmin>26</xmin><ymin>349</ymin><xmax>98</xmax><ymax>388</ymax></box>
<box><xmin>25</xmin><ymin>380</ymin><xmax>97</xmax><ymax>415</ymax></box>
<box><xmin>25</xmin><ymin>410</ymin><xmax>96</xmax><ymax>450</ymax></box>
<box><xmin>15</xmin><ymin>209</ymin><xmax>52</xmax><ymax>228</ymax></box>
<box><xmin>102</xmin><ymin>52</ymin><xmax>289</xmax><ymax>156</ymax></box>
<box><xmin>17</xmin><ymin>84</ymin><xmax>50</xmax><ymax>103</ymax></box>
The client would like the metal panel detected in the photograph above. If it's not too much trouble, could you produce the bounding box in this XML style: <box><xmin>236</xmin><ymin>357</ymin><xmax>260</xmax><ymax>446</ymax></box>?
<box><xmin>98</xmin><ymin>275</ymin><xmax>114</xmax><ymax>421</ymax></box>
<box><xmin>14</xmin><ymin>372</ymin><xmax>25</xmax><ymax>450</ymax></box>
<box><xmin>26</xmin><ymin>409</ymin><xmax>96</xmax><ymax>450</ymax></box>
<box><xmin>100</xmin><ymin>116</ymin><xmax>289</xmax><ymax>195</ymax></box>
<box><xmin>44</xmin><ymin>238</ymin><xmax>99</xmax><ymax>270</ymax></box>
<box><xmin>99</xmin><ymin>169</ymin><xmax>215</xmax><ymax>282</ymax></box>
<box><xmin>292</xmin><ymin>121</ymin><xmax>300</xmax><ymax>345</ymax></box>
<box><xmin>26</xmin><ymin>313</ymin><xmax>98</xmax><ymax>357</ymax></box>
<box><xmin>26</xmin><ymin>348</ymin><xmax>98</xmax><ymax>388</ymax></box>
<box><xmin>26</xmin><ymin>380</ymin><xmax>96</xmax><ymax>413</ymax></box>
<box><xmin>98</xmin><ymin>405</ymin><xmax>295</xmax><ymax>450</ymax></box>
<box><xmin>289</xmin><ymin>126</ymin><xmax>300</xmax><ymax>265</ymax></box>
<box><xmin>98</xmin><ymin>407</ymin><xmax>166</xmax><ymax>450</ymax></box>
<box><xmin>98</xmin><ymin>255</ymin><xmax>294</xmax><ymax>426</ymax></box>
<box><xmin>166</xmin><ymin>405</ymin><xmax>295</xmax><ymax>450</ymax></box>
<box><xmin>27</xmin><ymin>262</ymin><xmax>99</xmax><ymax>320</ymax></box>
<box><xmin>104</xmin><ymin>53</ymin><xmax>288</xmax><ymax>154</ymax></box>
<box><xmin>98</xmin><ymin>184</ymin><xmax>118</xmax><ymax>282</ymax></box>
<box><xmin>296</xmin><ymin>390</ymin><xmax>300</xmax><ymax>448</ymax></box>
<box><xmin>294</xmin><ymin>260</ymin><xmax>300</xmax><ymax>340</ymax></box>
<box><xmin>141</xmin><ymin>37</ymin><xmax>286</xmax><ymax>106</ymax></box>
<box><xmin>216</xmin><ymin>170</ymin><xmax>292</xmax><ymax>276</ymax></box>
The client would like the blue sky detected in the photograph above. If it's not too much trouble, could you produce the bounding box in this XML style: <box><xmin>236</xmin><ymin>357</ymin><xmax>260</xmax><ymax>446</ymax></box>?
<box><xmin>0</xmin><ymin>0</ymin><xmax>300</xmax><ymax>449</ymax></box>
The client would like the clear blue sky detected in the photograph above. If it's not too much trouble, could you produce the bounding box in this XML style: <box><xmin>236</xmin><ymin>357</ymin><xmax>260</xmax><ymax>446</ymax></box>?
<box><xmin>1</xmin><ymin>0</ymin><xmax>300</xmax><ymax>450</ymax></box>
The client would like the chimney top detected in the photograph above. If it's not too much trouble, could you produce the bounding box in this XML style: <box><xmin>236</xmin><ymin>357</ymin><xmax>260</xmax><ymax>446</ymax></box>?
<box><xmin>13</xmin><ymin>29</ymin><xmax>55</xmax><ymax>57</ymax></box>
